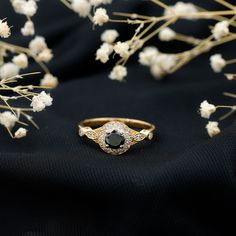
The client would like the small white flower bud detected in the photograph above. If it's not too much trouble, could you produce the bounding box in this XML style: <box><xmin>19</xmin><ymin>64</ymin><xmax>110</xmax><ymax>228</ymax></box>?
<box><xmin>0</xmin><ymin>111</ymin><xmax>18</xmax><ymax>129</ymax></box>
<box><xmin>40</xmin><ymin>73</ymin><xmax>58</xmax><ymax>89</ymax></box>
<box><xmin>0</xmin><ymin>19</ymin><xmax>11</xmax><ymax>38</ymax></box>
<box><xmin>200</xmin><ymin>100</ymin><xmax>216</xmax><ymax>119</ymax></box>
<box><xmin>30</xmin><ymin>91</ymin><xmax>53</xmax><ymax>112</ymax></box>
<box><xmin>210</xmin><ymin>54</ymin><xmax>226</xmax><ymax>73</ymax></box>
<box><xmin>14</xmin><ymin>127</ymin><xmax>28</xmax><ymax>138</ymax></box>
<box><xmin>212</xmin><ymin>21</ymin><xmax>229</xmax><ymax>40</ymax></box>
<box><xmin>21</xmin><ymin>20</ymin><xmax>35</xmax><ymax>36</ymax></box>
<box><xmin>139</xmin><ymin>47</ymin><xmax>159</xmax><ymax>66</ymax></box>
<box><xmin>37</xmin><ymin>48</ymin><xmax>53</xmax><ymax>63</ymax></box>
<box><xmin>96</xmin><ymin>43</ymin><xmax>113</xmax><ymax>63</ymax></box>
<box><xmin>101</xmin><ymin>29</ymin><xmax>119</xmax><ymax>44</ymax></box>
<box><xmin>29</xmin><ymin>36</ymin><xmax>48</xmax><ymax>54</ymax></box>
<box><xmin>114</xmin><ymin>41</ymin><xmax>130</xmax><ymax>58</ymax></box>
<box><xmin>12</xmin><ymin>53</ymin><xmax>28</xmax><ymax>69</ymax></box>
<box><xmin>0</xmin><ymin>62</ymin><xmax>20</xmax><ymax>80</ymax></box>
<box><xmin>93</xmin><ymin>8</ymin><xmax>109</xmax><ymax>26</ymax></box>
<box><xmin>21</xmin><ymin>0</ymin><xmax>38</xmax><ymax>17</ymax></box>
<box><xmin>109</xmin><ymin>65</ymin><xmax>127</xmax><ymax>81</ymax></box>
<box><xmin>159</xmin><ymin>27</ymin><xmax>176</xmax><ymax>41</ymax></box>
<box><xmin>71</xmin><ymin>0</ymin><xmax>91</xmax><ymax>18</ymax></box>
<box><xmin>206</xmin><ymin>121</ymin><xmax>220</xmax><ymax>138</ymax></box>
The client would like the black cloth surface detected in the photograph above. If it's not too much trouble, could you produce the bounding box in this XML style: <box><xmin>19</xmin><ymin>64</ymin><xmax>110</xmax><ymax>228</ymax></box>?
<box><xmin>0</xmin><ymin>1</ymin><xmax>236</xmax><ymax>235</ymax></box>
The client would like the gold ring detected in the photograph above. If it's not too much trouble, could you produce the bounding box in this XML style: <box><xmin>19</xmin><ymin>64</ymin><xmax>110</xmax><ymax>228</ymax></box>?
<box><xmin>78</xmin><ymin>117</ymin><xmax>156</xmax><ymax>155</ymax></box>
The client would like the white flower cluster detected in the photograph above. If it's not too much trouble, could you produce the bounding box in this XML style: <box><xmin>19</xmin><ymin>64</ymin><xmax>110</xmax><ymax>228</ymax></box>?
<box><xmin>0</xmin><ymin>111</ymin><xmax>18</xmax><ymax>129</ymax></box>
<box><xmin>205</xmin><ymin>121</ymin><xmax>220</xmax><ymax>138</ymax></box>
<box><xmin>11</xmin><ymin>0</ymin><xmax>38</xmax><ymax>36</ymax></box>
<box><xmin>0</xmin><ymin>19</ymin><xmax>11</xmax><ymax>38</ymax></box>
<box><xmin>0</xmin><ymin>112</ymin><xmax>29</xmax><ymax>139</ymax></box>
<box><xmin>139</xmin><ymin>47</ymin><xmax>177</xmax><ymax>80</ymax></box>
<box><xmin>109</xmin><ymin>65</ymin><xmax>127</xmax><ymax>82</ymax></box>
<box><xmin>0</xmin><ymin>111</ymin><xmax>27</xmax><ymax>138</ymax></box>
<box><xmin>71</xmin><ymin>0</ymin><xmax>111</xmax><ymax>25</ymax></box>
<box><xmin>21</xmin><ymin>20</ymin><xmax>35</xmax><ymax>36</ymax></box>
<box><xmin>29</xmin><ymin>36</ymin><xmax>53</xmax><ymax>63</ymax></box>
<box><xmin>159</xmin><ymin>27</ymin><xmax>176</xmax><ymax>42</ymax></box>
<box><xmin>0</xmin><ymin>62</ymin><xmax>19</xmax><ymax>80</ymax></box>
<box><xmin>199</xmin><ymin>101</ymin><xmax>221</xmax><ymax>138</ymax></box>
<box><xmin>12</xmin><ymin>53</ymin><xmax>28</xmax><ymax>69</ymax></box>
<box><xmin>40</xmin><ymin>73</ymin><xmax>59</xmax><ymax>89</ymax></box>
<box><xmin>199</xmin><ymin>100</ymin><xmax>216</xmax><ymax>119</ymax></box>
<box><xmin>212</xmin><ymin>21</ymin><xmax>229</xmax><ymax>40</ymax></box>
<box><xmin>210</xmin><ymin>54</ymin><xmax>226</xmax><ymax>73</ymax></box>
<box><xmin>164</xmin><ymin>2</ymin><xmax>198</xmax><ymax>20</ymax></box>
<box><xmin>96</xmin><ymin>28</ymin><xmax>179</xmax><ymax>81</ymax></box>
<box><xmin>95</xmin><ymin>29</ymin><xmax>130</xmax><ymax>81</ymax></box>
<box><xmin>11</xmin><ymin>0</ymin><xmax>38</xmax><ymax>17</ymax></box>
<box><xmin>101</xmin><ymin>29</ymin><xmax>119</xmax><ymax>44</ymax></box>
<box><xmin>1</xmin><ymin>2</ymin><xmax>56</xmax><ymax>139</ymax></box>
<box><xmin>30</xmin><ymin>91</ymin><xmax>53</xmax><ymax>112</ymax></box>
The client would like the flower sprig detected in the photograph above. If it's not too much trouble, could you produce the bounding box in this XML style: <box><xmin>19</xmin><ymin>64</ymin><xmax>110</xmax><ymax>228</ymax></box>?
<box><xmin>0</xmin><ymin>72</ymin><xmax>53</xmax><ymax>138</ymax></box>
<box><xmin>199</xmin><ymin>93</ymin><xmax>236</xmax><ymax>137</ymax></box>
<box><xmin>61</xmin><ymin>0</ymin><xmax>236</xmax><ymax>137</ymax></box>
<box><xmin>60</xmin><ymin>0</ymin><xmax>236</xmax><ymax>82</ymax></box>
<box><xmin>6</xmin><ymin>0</ymin><xmax>59</xmax><ymax>88</ymax></box>
<box><xmin>0</xmin><ymin>17</ymin><xmax>54</xmax><ymax>138</ymax></box>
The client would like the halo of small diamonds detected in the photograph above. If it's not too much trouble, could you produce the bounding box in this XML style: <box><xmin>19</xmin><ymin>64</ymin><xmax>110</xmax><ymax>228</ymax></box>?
<box><xmin>98</xmin><ymin>121</ymin><xmax>133</xmax><ymax>155</ymax></box>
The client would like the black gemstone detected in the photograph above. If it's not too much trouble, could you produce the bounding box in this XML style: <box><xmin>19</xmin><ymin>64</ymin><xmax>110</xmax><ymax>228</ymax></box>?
<box><xmin>105</xmin><ymin>130</ymin><xmax>125</xmax><ymax>149</ymax></box>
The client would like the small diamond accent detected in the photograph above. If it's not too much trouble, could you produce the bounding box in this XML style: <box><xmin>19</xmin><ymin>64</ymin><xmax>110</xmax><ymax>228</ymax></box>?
<box><xmin>133</xmin><ymin>132</ymin><xmax>146</xmax><ymax>142</ymax></box>
<box><xmin>85</xmin><ymin>130</ymin><xmax>98</xmax><ymax>140</ymax></box>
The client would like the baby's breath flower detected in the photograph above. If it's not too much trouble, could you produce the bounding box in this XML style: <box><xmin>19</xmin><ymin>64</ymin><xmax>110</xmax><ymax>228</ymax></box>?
<box><xmin>212</xmin><ymin>21</ymin><xmax>229</xmax><ymax>40</ymax></box>
<box><xmin>206</xmin><ymin>121</ymin><xmax>220</xmax><ymax>137</ymax></box>
<box><xmin>71</xmin><ymin>0</ymin><xmax>91</xmax><ymax>18</ymax></box>
<box><xmin>93</xmin><ymin>8</ymin><xmax>109</xmax><ymax>26</ymax></box>
<box><xmin>164</xmin><ymin>2</ymin><xmax>198</xmax><ymax>20</ymax></box>
<box><xmin>12</xmin><ymin>53</ymin><xmax>28</xmax><ymax>69</ymax></box>
<box><xmin>159</xmin><ymin>27</ymin><xmax>176</xmax><ymax>41</ymax></box>
<box><xmin>21</xmin><ymin>20</ymin><xmax>35</xmax><ymax>36</ymax></box>
<box><xmin>153</xmin><ymin>54</ymin><xmax>177</xmax><ymax>72</ymax></box>
<box><xmin>114</xmin><ymin>41</ymin><xmax>130</xmax><ymax>58</ymax></box>
<box><xmin>0</xmin><ymin>19</ymin><xmax>11</xmax><ymax>38</ymax></box>
<box><xmin>11</xmin><ymin>0</ymin><xmax>25</xmax><ymax>14</ymax></box>
<box><xmin>30</xmin><ymin>91</ymin><xmax>53</xmax><ymax>112</ymax></box>
<box><xmin>210</xmin><ymin>54</ymin><xmax>226</xmax><ymax>73</ymax></box>
<box><xmin>21</xmin><ymin>0</ymin><xmax>38</xmax><ymax>17</ymax></box>
<box><xmin>37</xmin><ymin>48</ymin><xmax>53</xmax><ymax>63</ymax></box>
<box><xmin>14</xmin><ymin>127</ymin><xmax>27</xmax><ymax>138</ymax></box>
<box><xmin>0</xmin><ymin>111</ymin><xmax>18</xmax><ymax>129</ymax></box>
<box><xmin>109</xmin><ymin>65</ymin><xmax>127</xmax><ymax>81</ymax></box>
<box><xmin>101</xmin><ymin>29</ymin><xmax>119</xmax><ymax>44</ymax></box>
<box><xmin>0</xmin><ymin>62</ymin><xmax>20</xmax><ymax>80</ymax></box>
<box><xmin>199</xmin><ymin>100</ymin><xmax>216</xmax><ymax>119</ymax></box>
<box><xmin>29</xmin><ymin>36</ymin><xmax>47</xmax><ymax>54</ymax></box>
<box><xmin>96</xmin><ymin>43</ymin><xmax>113</xmax><ymax>63</ymax></box>
<box><xmin>139</xmin><ymin>47</ymin><xmax>159</xmax><ymax>66</ymax></box>
<box><xmin>40</xmin><ymin>73</ymin><xmax>58</xmax><ymax>88</ymax></box>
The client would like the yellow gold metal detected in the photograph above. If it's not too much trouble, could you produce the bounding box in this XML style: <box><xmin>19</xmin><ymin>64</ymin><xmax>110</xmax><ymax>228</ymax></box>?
<box><xmin>78</xmin><ymin>117</ymin><xmax>156</xmax><ymax>155</ymax></box>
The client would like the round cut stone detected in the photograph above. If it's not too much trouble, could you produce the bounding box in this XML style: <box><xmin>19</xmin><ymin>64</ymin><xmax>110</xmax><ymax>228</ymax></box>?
<box><xmin>105</xmin><ymin>130</ymin><xmax>125</xmax><ymax>149</ymax></box>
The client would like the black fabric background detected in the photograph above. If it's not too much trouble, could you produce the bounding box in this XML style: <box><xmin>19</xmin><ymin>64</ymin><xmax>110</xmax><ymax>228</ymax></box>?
<box><xmin>0</xmin><ymin>1</ymin><xmax>236</xmax><ymax>235</ymax></box>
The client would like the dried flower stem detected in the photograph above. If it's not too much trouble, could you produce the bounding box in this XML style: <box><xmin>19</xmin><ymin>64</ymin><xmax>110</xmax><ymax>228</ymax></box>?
<box><xmin>0</xmin><ymin>41</ymin><xmax>50</xmax><ymax>74</ymax></box>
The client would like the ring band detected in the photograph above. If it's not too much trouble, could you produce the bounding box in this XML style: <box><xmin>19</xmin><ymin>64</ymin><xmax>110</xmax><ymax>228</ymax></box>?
<box><xmin>78</xmin><ymin>117</ymin><xmax>156</xmax><ymax>155</ymax></box>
